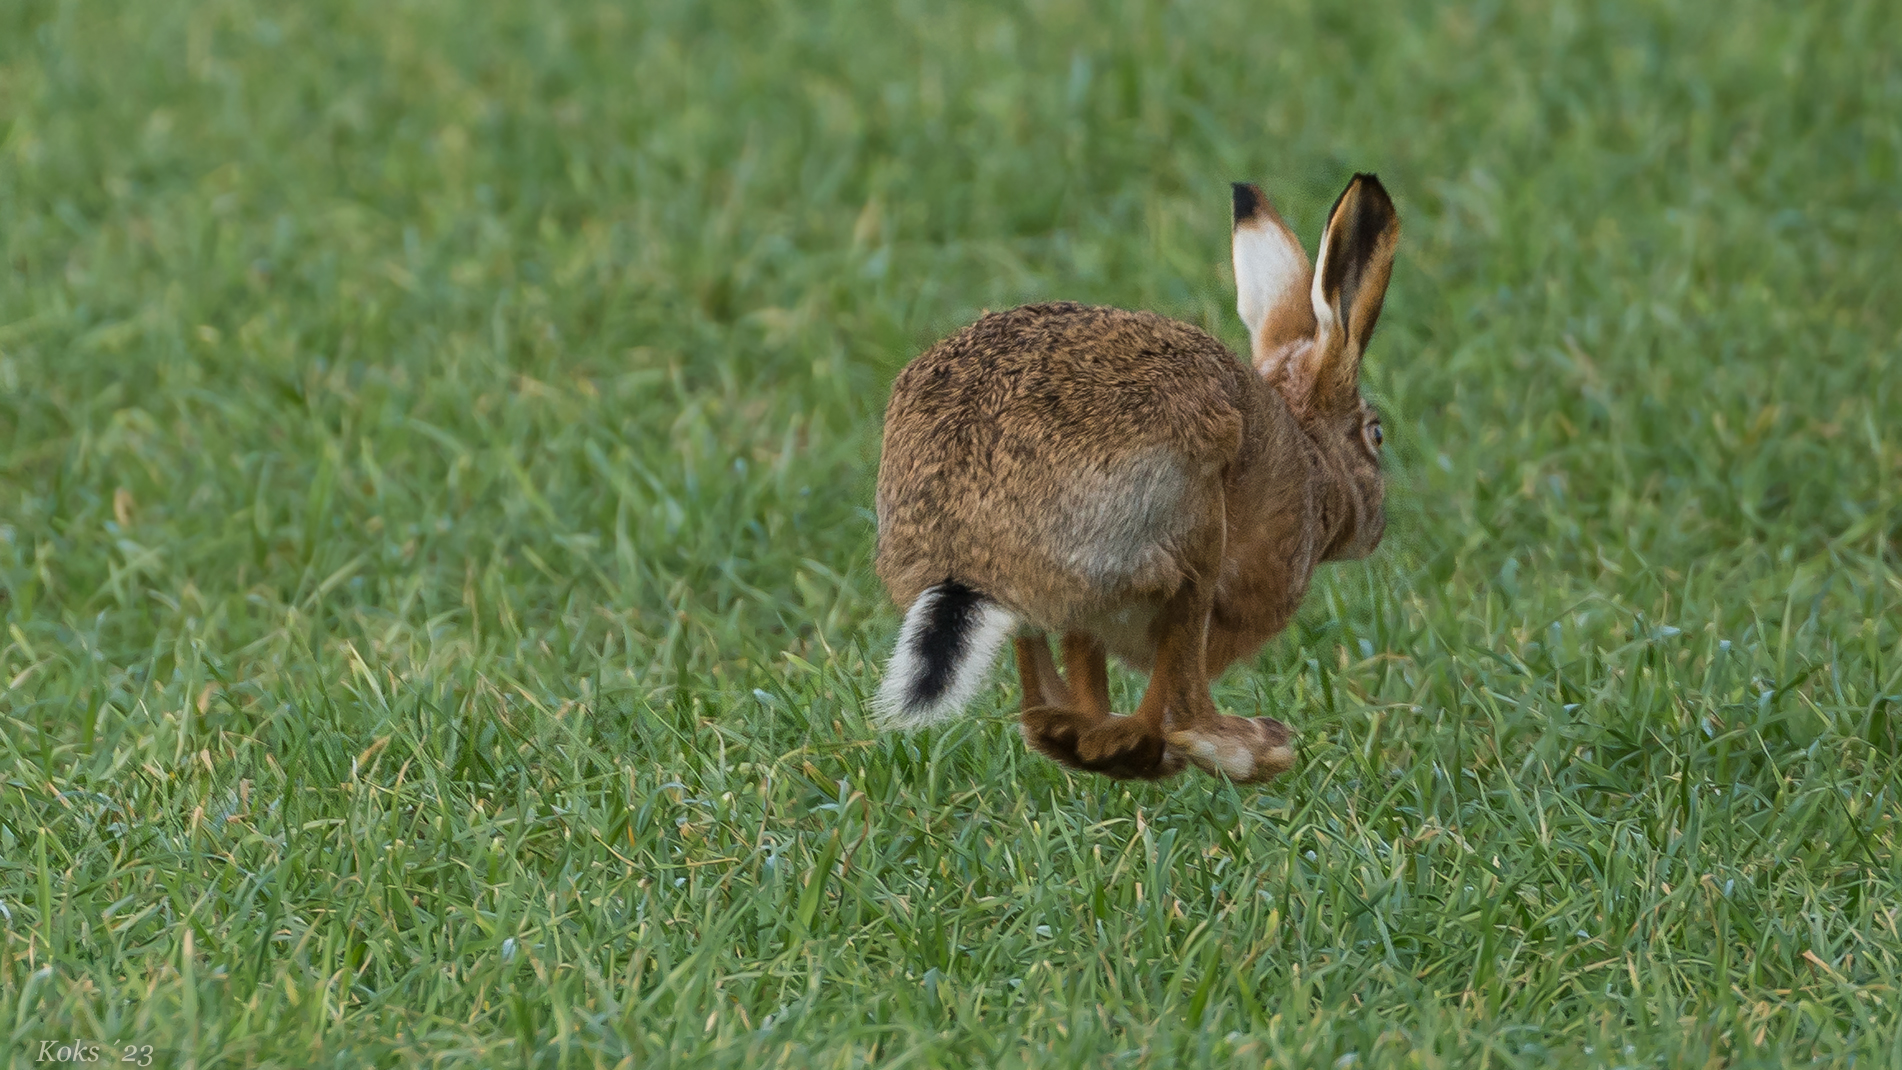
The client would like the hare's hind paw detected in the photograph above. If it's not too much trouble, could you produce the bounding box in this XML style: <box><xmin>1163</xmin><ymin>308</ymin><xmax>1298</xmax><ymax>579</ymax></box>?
<box><xmin>1166</xmin><ymin>715</ymin><xmax>1295</xmax><ymax>783</ymax></box>
<box><xmin>1021</xmin><ymin>708</ymin><xmax>1186</xmax><ymax>781</ymax></box>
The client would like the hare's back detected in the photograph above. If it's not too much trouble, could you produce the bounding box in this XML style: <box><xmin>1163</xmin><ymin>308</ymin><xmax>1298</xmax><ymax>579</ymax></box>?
<box><xmin>876</xmin><ymin>303</ymin><xmax>1251</xmax><ymax>615</ymax></box>
<box><xmin>884</xmin><ymin>303</ymin><xmax>1247</xmax><ymax>458</ymax></box>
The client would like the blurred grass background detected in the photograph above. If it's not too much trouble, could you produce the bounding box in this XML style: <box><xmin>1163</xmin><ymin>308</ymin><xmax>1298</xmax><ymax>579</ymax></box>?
<box><xmin>1</xmin><ymin>0</ymin><xmax>1898</xmax><ymax>1065</ymax></box>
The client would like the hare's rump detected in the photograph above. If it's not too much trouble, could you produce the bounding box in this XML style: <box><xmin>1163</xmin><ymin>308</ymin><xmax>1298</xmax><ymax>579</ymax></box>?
<box><xmin>874</xmin><ymin>303</ymin><xmax>1250</xmax><ymax>639</ymax></box>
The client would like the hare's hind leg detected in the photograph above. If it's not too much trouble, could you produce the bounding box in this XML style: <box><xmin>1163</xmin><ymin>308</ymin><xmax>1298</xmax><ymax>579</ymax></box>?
<box><xmin>1015</xmin><ymin>634</ymin><xmax>1103</xmax><ymax>771</ymax></box>
<box><xmin>1014</xmin><ymin>635</ymin><xmax>1075</xmax><ymax>711</ymax></box>
<box><xmin>1059</xmin><ymin>634</ymin><xmax>1112</xmax><ymax>716</ymax></box>
<box><xmin>1018</xmin><ymin>633</ymin><xmax>1185</xmax><ymax>780</ymax></box>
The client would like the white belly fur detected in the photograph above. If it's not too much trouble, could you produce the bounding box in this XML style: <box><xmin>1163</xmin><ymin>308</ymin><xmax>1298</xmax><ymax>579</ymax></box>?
<box><xmin>1074</xmin><ymin>599</ymin><xmax>1164</xmax><ymax>670</ymax></box>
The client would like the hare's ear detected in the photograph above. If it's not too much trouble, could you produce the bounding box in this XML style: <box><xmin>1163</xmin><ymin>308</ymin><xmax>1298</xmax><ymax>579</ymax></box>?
<box><xmin>1232</xmin><ymin>183</ymin><xmax>1315</xmax><ymax>374</ymax></box>
<box><xmin>1310</xmin><ymin>173</ymin><xmax>1400</xmax><ymax>398</ymax></box>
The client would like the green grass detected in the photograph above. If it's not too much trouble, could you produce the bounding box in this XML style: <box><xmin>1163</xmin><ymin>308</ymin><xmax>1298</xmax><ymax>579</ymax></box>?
<box><xmin>2</xmin><ymin>0</ymin><xmax>1899</xmax><ymax>1065</ymax></box>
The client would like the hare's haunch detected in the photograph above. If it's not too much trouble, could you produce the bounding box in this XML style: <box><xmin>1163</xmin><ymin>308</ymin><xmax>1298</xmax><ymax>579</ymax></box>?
<box><xmin>874</xmin><ymin>175</ymin><xmax>1400</xmax><ymax>783</ymax></box>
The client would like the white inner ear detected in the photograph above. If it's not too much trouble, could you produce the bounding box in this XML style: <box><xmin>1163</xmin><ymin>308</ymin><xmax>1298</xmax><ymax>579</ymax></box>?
<box><xmin>1233</xmin><ymin>219</ymin><xmax>1308</xmax><ymax>357</ymax></box>
<box><xmin>1309</xmin><ymin>239</ymin><xmax>1342</xmax><ymax>338</ymax></box>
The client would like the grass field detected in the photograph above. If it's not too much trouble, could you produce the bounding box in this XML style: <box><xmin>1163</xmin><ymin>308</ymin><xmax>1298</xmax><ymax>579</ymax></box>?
<box><xmin>2</xmin><ymin>0</ymin><xmax>1899</xmax><ymax>1065</ymax></box>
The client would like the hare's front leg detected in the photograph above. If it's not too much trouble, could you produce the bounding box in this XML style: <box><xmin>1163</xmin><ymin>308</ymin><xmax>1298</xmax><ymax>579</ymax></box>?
<box><xmin>1018</xmin><ymin>633</ymin><xmax>1185</xmax><ymax>780</ymax></box>
<box><xmin>1133</xmin><ymin>577</ymin><xmax>1297</xmax><ymax>784</ymax></box>
<box><xmin>1165</xmin><ymin>703</ymin><xmax>1295</xmax><ymax>783</ymax></box>
<box><xmin>1158</xmin><ymin>613</ymin><xmax>1295</xmax><ymax>783</ymax></box>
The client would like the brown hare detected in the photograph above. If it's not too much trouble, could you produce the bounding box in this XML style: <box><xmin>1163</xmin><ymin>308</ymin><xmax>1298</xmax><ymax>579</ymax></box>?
<box><xmin>872</xmin><ymin>174</ymin><xmax>1399</xmax><ymax>783</ymax></box>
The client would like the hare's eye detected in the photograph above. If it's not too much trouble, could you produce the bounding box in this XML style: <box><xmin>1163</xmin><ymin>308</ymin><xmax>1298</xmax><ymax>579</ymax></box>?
<box><xmin>1364</xmin><ymin>420</ymin><xmax>1384</xmax><ymax>450</ymax></box>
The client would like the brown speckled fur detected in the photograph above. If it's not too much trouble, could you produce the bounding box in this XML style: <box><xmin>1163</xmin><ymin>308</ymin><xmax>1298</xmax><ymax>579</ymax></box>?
<box><xmin>874</xmin><ymin>174</ymin><xmax>1400</xmax><ymax>783</ymax></box>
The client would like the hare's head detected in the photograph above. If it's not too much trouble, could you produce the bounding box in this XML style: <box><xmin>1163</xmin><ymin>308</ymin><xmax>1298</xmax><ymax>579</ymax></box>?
<box><xmin>1231</xmin><ymin>174</ymin><xmax>1400</xmax><ymax>561</ymax></box>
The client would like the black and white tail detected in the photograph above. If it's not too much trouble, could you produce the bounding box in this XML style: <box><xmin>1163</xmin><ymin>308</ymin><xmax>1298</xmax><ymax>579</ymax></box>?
<box><xmin>873</xmin><ymin>580</ymin><xmax>1019</xmax><ymax>728</ymax></box>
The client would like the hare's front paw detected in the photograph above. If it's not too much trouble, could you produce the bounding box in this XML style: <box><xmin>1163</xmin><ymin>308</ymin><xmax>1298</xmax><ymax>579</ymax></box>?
<box><xmin>1021</xmin><ymin>709</ymin><xmax>1185</xmax><ymax>781</ymax></box>
<box><xmin>1165</xmin><ymin>715</ymin><xmax>1295</xmax><ymax>783</ymax></box>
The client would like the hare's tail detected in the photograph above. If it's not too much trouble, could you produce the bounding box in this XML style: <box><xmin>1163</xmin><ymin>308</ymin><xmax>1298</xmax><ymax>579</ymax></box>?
<box><xmin>873</xmin><ymin>580</ymin><xmax>1019</xmax><ymax>728</ymax></box>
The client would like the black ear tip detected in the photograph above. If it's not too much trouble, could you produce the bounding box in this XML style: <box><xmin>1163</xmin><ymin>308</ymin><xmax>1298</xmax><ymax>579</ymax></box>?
<box><xmin>1231</xmin><ymin>182</ymin><xmax>1263</xmax><ymax>225</ymax></box>
<box><xmin>1351</xmin><ymin>172</ymin><xmax>1394</xmax><ymax>206</ymax></box>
